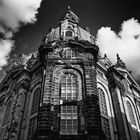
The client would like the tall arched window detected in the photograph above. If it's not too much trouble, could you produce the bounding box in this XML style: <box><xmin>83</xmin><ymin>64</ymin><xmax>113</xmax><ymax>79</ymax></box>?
<box><xmin>28</xmin><ymin>117</ymin><xmax>37</xmax><ymax>140</ymax></box>
<box><xmin>2</xmin><ymin>100</ymin><xmax>12</xmax><ymax>126</ymax></box>
<box><xmin>98</xmin><ymin>88</ymin><xmax>111</xmax><ymax>140</ymax></box>
<box><xmin>61</xmin><ymin>73</ymin><xmax>77</xmax><ymax>100</ymax></box>
<box><xmin>60</xmin><ymin>73</ymin><xmax>78</xmax><ymax>135</ymax></box>
<box><xmin>126</xmin><ymin>101</ymin><xmax>136</xmax><ymax>126</ymax></box>
<box><xmin>31</xmin><ymin>88</ymin><xmax>41</xmax><ymax>114</ymax></box>
<box><xmin>28</xmin><ymin>88</ymin><xmax>41</xmax><ymax>140</ymax></box>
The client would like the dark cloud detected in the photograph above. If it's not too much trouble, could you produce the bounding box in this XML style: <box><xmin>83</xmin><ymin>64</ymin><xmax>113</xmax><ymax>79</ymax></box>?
<box><xmin>0</xmin><ymin>0</ymin><xmax>43</xmax><ymax>70</ymax></box>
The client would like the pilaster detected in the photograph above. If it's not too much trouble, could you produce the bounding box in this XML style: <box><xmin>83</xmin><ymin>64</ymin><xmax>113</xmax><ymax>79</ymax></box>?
<box><xmin>84</xmin><ymin>63</ymin><xmax>103</xmax><ymax>140</ymax></box>
<box><xmin>37</xmin><ymin>64</ymin><xmax>54</xmax><ymax>138</ymax></box>
<box><xmin>107</xmin><ymin>66</ymin><xmax>131</xmax><ymax>140</ymax></box>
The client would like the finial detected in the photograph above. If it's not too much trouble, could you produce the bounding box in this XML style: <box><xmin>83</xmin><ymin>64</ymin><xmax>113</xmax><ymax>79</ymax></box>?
<box><xmin>104</xmin><ymin>54</ymin><xmax>107</xmax><ymax>58</ymax></box>
<box><xmin>67</xmin><ymin>5</ymin><xmax>71</xmax><ymax>10</ymax></box>
<box><xmin>116</xmin><ymin>54</ymin><xmax>126</xmax><ymax>69</ymax></box>
<box><xmin>116</xmin><ymin>53</ymin><xmax>120</xmax><ymax>60</ymax></box>
<box><xmin>31</xmin><ymin>54</ymin><xmax>35</xmax><ymax>58</ymax></box>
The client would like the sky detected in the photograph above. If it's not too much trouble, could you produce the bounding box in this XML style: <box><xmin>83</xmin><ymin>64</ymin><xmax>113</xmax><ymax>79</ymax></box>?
<box><xmin>0</xmin><ymin>0</ymin><xmax>140</xmax><ymax>84</ymax></box>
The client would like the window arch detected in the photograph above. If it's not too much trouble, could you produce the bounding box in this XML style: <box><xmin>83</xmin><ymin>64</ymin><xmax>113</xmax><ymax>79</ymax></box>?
<box><xmin>2</xmin><ymin>100</ymin><xmax>12</xmax><ymax>126</ymax></box>
<box><xmin>31</xmin><ymin>88</ymin><xmax>41</xmax><ymax>114</ymax></box>
<box><xmin>126</xmin><ymin>100</ymin><xmax>136</xmax><ymax>126</ymax></box>
<box><xmin>98</xmin><ymin>88</ymin><xmax>111</xmax><ymax>140</ymax></box>
<box><xmin>60</xmin><ymin>73</ymin><xmax>78</xmax><ymax>135</ymax></box>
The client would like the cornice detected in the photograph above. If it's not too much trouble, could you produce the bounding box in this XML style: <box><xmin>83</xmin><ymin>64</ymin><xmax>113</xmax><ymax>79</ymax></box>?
<box><xmin>38</xmin><ymin>40</ymin><xmax>99</xmax><ymax>66</ymax></box>
<box><xmin>107</xmin><ymin>65</ymin><xmax>125</xmax><ymax>89</ymax></box>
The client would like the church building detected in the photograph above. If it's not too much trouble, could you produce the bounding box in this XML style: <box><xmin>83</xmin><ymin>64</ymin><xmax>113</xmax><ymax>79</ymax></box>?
<box><xmin>0</xmin><ymin>7</ymin><xmax>140</xmax><ymax>140</ymax></box>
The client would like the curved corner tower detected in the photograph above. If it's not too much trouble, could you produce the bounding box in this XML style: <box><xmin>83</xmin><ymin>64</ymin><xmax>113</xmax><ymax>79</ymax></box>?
<box><xmin>35</xmin><ymin>7</ymin><xmax>103</xmax><ymax>140</ymax></box>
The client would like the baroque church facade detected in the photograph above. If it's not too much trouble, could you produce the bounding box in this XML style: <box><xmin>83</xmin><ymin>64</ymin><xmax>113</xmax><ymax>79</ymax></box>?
<box><xmin>0</xmin><ymin>7</ymin><xmax>140</xmax><ymax>140</ymax></box>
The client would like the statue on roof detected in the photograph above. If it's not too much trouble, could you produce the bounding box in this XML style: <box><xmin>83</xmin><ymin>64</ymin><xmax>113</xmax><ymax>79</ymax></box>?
<box><xmin>67</xmin><ymin>5</ymin><xmax>71</xmax><ymax>11</ymax></box>
<box><xmin>12</xmin><ymin>54</ymin><xmax>23</xmax><ymax>67</ymax></box>
<box><xmin>115</xmin><ymin>54</ymin><xmax>126</xmax><ymax>69</ymax></box>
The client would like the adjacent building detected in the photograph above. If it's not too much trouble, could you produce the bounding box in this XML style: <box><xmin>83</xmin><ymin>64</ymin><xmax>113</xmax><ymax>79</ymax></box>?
<box><xmin>0</xmin><ymin>7</ymin><xmax>140</xmax><ymax>140</ymax></box>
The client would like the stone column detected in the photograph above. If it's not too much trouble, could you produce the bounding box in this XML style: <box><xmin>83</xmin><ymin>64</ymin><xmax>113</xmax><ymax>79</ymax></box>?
<box><xmin>37</xmin><ymin>65</ymin><xmax>54</xmax><ymax>139</ymax></box>
<box><xmin>9</xmin><ymin>80</ymin><xmax>29</xmax><ymax>140</ymax></box>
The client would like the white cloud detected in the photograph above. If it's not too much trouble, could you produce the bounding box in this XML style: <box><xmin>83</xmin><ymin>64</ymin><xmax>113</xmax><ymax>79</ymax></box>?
<box><xmin>0</xmin><ymin>0</ymin><xmax>43</xmax><ymax>70</ymax></box>
<box><xmin>0</xmin><ymin>0</ymin><xmax>42</xmax><ymax>31</ymax></box>
<box><xmin>22</xmin><ymin>53</ymin><xmax>32</xmax><ymax>65</ymax></box>
<box><xmin>96</xmin><ymin>18</ymin><xmax>140</xmax><ymax>78</ymax></box>
<box><xmin>0</xmin><ymin>39</ymin><xmax>14</xmax><ymax>70</ymax></box>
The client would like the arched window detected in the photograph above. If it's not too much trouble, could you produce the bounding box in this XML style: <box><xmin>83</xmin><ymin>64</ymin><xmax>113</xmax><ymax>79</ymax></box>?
<box><xmin>126</xmin><ymin>101</ymin><xmax>136</xmax><ymax>126</ymax></box>
<box><xmin>65</xmin><ymin>30</ymin><xmax>73</xmax><ymax>37</ymax></box>
<box><xmin>28</xmin><ymin>88</ymin><xmax>41</xmax><ymax>140</ymax></box>
<box><xmin>98</xmin><ymin>88</ymin><xmax>111</xmax><ymax>140</ymax></box>
<box><xmin>28</xmin><ymin>117</ymin><xmax>37</xmax><ymax>140</ymax></box>
<box><xmin>99</xmin><ymin>88</ymin><xmax>108</xmax><ymax>115</ymax></box>
<box><xmin>2</xmin><ymin>100</ymin><xmax>12</xmax><ymax>126</ymax></box>
<box><xmin>31</xmin><ymin>88</ymin><xmax>41</xmax><ymax>114</ymax></box>
<box><xmin>60</xmin><ymin>73</ymin><xmax>78</xmax><ymax>135</ymax></box>
<box><xmin>63</xmin><ymin>49</ymin><xmax>75</xmax><ymax>59</ymax></box>
<box><xmin>61</xmin><ymin>73</ymin><xmax>77</xmax><ymax>100</ymax></box>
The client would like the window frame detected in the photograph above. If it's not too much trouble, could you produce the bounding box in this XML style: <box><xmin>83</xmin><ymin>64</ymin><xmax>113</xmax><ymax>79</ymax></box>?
<box><xmin>28</xmin><ymin>87</ymin><xmax>41</xmax><ymax>140</ymax></box>
<box><xmin>126</xmin><ymin>100</ymin><xmax>136</xmax><ymax>126</ymax></box>
<box><xmin>125</xmin><ymin>98</ymin><xmax>139</xmax><ymax>129</ymax></box>
<box><xmin>60</xmin><ymin>72</ymin><xmax>79</xmax><ymax>135</ymax></box>
<box><xmin>98</xmin><ymin>88</ymin><xmax>111</xmax><ymax>140</ymax></box>
<box><xmin>28</xmin><ymin>116</ymin><xmax>38</xmax><ymax>140</ymax></box>
<box><xmin>2</xmin><ymin>100</ymin><xmax>12</xmax><ymax>126</ymax></box>
<box><xmin>31</xmin><ymin>88</ymin><xmax>41</xmax><ymax>114</ymax></box>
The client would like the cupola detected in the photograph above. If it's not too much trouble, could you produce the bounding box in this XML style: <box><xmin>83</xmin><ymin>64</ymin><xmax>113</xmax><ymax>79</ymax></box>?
<box><xmin>42</xmin><ymin>6</ymin><xmax>95</xmax><ymax>43</ymax></box>
<box><xmin>59</xmin><ymin>6</ymin><xmax>80</xmax><ymax>40</ymax></box>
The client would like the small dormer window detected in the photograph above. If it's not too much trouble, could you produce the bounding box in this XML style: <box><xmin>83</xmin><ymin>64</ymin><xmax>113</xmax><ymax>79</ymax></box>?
<box><xmin>65</xmin><ymin>30</ymin><xmax>73</xmax><ymax>37</ymax></box>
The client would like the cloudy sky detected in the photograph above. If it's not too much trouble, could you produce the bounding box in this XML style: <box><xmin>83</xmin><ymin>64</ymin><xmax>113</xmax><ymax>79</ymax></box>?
<box><xmin>0</xmin><ymin>0</ymin><xmax>140</xmax><ymax>84</ymax></box>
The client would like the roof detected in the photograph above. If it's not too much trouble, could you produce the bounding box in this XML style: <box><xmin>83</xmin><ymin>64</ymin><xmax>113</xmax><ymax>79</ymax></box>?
<box><xmin>45</xmin><ymin>26</ymin><xmax>94</xmax><ymax>43</ymax></box>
